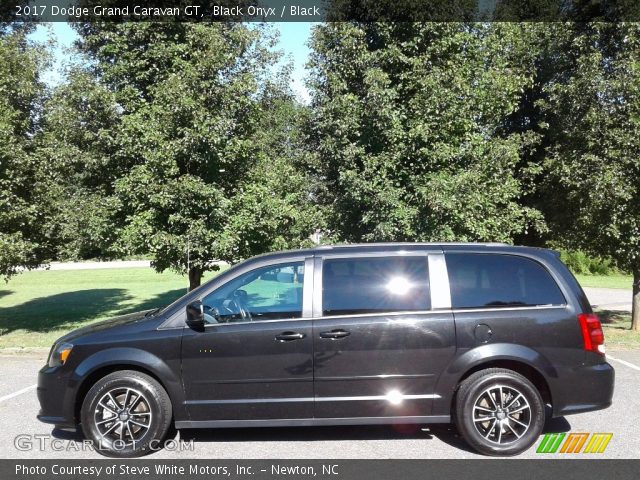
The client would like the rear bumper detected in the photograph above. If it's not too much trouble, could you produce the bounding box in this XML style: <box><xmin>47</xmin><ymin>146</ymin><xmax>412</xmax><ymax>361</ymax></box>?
<box><xmin>36</xmin><ymin>364</ymin><xmax>77</xmax><ymax>429</ymax></box>
<box><xmin>552</xmin><ymin>361</ymin><xmax>614</xmax><ymax>417</ymax></box>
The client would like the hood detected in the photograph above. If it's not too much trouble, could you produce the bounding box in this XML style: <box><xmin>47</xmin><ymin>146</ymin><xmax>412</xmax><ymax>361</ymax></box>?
<box><xmin>54</xmin><ymin>309</ymin><xmax>158</xmax><ymax>344</ymax></box>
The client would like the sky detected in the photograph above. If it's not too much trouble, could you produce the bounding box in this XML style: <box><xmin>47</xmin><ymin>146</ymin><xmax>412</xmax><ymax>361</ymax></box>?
<box><xmin>29</xmin><ymin>22</ymin><xmax>314</xmax><ymax>103</ymax></box>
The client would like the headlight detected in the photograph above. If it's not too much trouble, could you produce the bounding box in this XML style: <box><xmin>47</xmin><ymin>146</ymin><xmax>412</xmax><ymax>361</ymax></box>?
<box><xmin>48</xmin><ymin>343</ymin><xmax>74</xmax><ymax>367</ymax></box>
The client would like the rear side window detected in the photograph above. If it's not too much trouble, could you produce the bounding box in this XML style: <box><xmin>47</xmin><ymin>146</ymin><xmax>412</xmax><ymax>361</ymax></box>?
<box><xmin>322</xmin><ymin>256</ymin><xmax>430</xmax><ymax>316</ymax></box>
<box><xmin>446</xmin><ymin>254</ymin><xmax>565</xmax><ymax>309</ymax></box>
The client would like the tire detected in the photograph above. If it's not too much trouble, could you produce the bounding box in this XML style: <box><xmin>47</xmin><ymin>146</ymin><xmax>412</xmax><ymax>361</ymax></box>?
<box><xmin>454</xmin><ymin>368</ymin><xmax>545</xmax><ymax>456</ymax></box>
<box><xmin>81</xmin><ymin>370</ymin><xmax>172</xmax><ymax>458</ymax></box>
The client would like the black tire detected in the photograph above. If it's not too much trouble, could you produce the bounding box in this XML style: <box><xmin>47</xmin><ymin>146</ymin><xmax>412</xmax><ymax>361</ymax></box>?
<box><xmin>81</xmin><ymin>370</ymin><xmax>172</xmax><ymax>458</ymax></box>
<box><xmin>454</xmin><ymin>368</ymin><xmax>545</xmax><ymax>456</ymax></box>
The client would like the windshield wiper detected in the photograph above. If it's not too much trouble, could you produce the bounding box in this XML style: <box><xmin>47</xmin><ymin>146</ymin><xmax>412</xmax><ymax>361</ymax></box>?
<box><xmin>145</xmin><ymin>307</ymin><xmax>162</xmax><ymax>317</ymax></box>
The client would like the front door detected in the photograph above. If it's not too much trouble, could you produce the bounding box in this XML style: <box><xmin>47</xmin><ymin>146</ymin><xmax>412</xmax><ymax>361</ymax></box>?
<box><xmin>313</xmin><ymin>254</ymin><xmax>456</xmax><ymax>419</ymax></box>
<box><xmin>181</xmin><ymin>259</ymin><xmax>313</xmax><ymax>422</ymax></box>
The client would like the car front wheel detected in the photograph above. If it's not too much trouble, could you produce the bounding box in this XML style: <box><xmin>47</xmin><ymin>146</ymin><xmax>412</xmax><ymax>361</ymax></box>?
<box><xmin>455</xmin><ymin>368</ymin><xmax>545</xmax><ymax>456</ymax></box>
<box><xmin>81</xmin><ymin>370</ymin><xmax>172</xmax><ymax>458</ymax></box>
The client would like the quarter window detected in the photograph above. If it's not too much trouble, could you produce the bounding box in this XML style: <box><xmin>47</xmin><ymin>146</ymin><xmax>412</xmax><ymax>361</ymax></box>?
<box><xmin>446</xmin><ymin>254</ymin><xmax>565</xmax><ymax>309</ymax></box>
<box><xmin>202</xmin><ymin>262</ymin><xmax>304</xmax><ymax>323</ymax></box>
<box><xmin>322</xmin><ymin>257</ymin><xmax>430</xmax><ymax>316</ymax></box>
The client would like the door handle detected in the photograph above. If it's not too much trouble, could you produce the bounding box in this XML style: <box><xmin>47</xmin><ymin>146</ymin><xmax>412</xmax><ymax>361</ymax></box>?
<box><xmin>319</xmin><ymin>329</ymin><xmax>351</xmax><ymax>339</ymax></box>
<box><xmin>275</xmin><ymin>331</ymin><xmax>306</xmax><ymax>342</ymax></box>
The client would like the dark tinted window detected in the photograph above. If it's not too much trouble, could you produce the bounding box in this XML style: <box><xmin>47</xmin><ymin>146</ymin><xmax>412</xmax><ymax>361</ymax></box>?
<box><xmin>447</xmin><ymin>254</ymin><xmax>565</xmax><ymax>309</ymax></box>
<box><xmin>322</xmin><ymin>257</ymin><xmax>430</xmax><ymax>316</ymax></box>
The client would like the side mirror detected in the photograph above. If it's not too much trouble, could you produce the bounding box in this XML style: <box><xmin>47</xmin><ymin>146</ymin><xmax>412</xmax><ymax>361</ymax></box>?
<box><xmin>186</xmin><ymin>300</ymin><xmax>205</xmax><ymax>328</ymax></box>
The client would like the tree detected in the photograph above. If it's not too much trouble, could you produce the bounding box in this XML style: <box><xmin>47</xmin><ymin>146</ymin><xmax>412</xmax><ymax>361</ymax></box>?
<box><xmin>537</xmin><ymin>23</ymin><xmax>640</xmax><ymax>330</ymax></box>
<box><xmin>216</xmin><ymin>95</ymin><xmax>321</xmax><ymax>264</ymax></box>
<box><xmin>36</xmin><ymin>70</ymin><xmax>123</xmax><ymax>261</ymax></box>
<box><xmin>75</xmin><ymin>23</ymin><xmax>316</xmax><ymax>289</ymax></box>
<box><xmin>0</xmin><ymin>28</ymin><xmax>47</xmax><ymax>279</ymax></box>
<box><xmin>307</xmin><ymin>23</ymin><xmax>544</xmax><ymax>243</ymax></box>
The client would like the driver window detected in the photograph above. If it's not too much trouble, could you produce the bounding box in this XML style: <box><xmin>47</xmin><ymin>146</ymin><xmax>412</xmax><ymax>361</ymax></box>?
<box><xmin>201</xmin><ymin>262</ymin><xmax>305</xmax><ymax>324</ymax></box>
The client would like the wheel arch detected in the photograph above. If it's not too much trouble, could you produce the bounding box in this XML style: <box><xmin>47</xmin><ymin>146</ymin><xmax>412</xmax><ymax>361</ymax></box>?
<box><xmin>432</xmin><ymin>343</ymin><xmax>556</xmax><ymax>416</ymax></box>
<box><xmin>71</xmin><ymin>348</ymin><xmax>185</xmax><ymax>425</ymax></box>
<box><xmin>452</xmin><ymin>359</ymin><xmax>552</xmax><ymax>411</ymax></box>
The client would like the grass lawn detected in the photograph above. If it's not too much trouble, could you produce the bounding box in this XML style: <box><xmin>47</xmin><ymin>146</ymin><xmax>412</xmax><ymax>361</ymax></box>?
<box><xmin>574</xmin><ymin>274</ymin><xmax>633</xmax><ymax>289</ymax></box>
<box><xmin>595</xmin><ymin>310</ymin><xmax>640</xmax><ymax>350</ymax></box>
<box><xmin>0</xmin><ymin>267</ymin><xmax>223</xmax><ymax>349</ymax></box>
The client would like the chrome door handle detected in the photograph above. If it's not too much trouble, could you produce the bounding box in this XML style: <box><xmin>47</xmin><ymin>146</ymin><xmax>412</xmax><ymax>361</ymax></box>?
<box><xmin>319</xmin><ymin>329</ymin><xmax>351</xmax><ymax>339</ymax></box>
<box><xmin>275</xmin><ymin>331</ymin><xmax>306</xmax><ymax>342</ymax></box>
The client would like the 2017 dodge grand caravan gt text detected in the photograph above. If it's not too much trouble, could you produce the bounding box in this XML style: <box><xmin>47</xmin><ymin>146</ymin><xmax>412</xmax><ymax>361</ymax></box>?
<box><xmin>37</xmin><ymin>243</ymin><xmax>614</xmax><ymax>457</ymax></box>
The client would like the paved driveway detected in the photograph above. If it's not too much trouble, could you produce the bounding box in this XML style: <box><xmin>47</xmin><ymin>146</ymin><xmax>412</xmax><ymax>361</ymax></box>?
<box><xmin>0</xmin><ymin>350</ymin><xmax>638</xmax><ymax>459</ymax></box>
<box><xmin>583</xmin><ymin>287</ymin><xmax>632</xmax><ymax>312</ymax></box>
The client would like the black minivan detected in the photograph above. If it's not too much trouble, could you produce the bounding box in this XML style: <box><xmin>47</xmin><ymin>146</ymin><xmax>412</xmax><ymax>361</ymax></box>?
<box><xmin>37</xmin><ymin>243</ymin><xmax>614</xmax><ymax>457</ymax></box>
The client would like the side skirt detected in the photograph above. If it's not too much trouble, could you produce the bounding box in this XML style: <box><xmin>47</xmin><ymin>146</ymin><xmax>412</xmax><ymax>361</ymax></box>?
<box><xmin>175</xmin><ymin>415</ymin><xmax>451</xmax><ymax>429</ymax></box>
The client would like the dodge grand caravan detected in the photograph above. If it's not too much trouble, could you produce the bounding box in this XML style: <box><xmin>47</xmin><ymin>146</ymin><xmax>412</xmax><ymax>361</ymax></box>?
<box><xmin>37</xmin><ymin>243</ymin><xmax>614</xmax><ymax>457</ymax></box>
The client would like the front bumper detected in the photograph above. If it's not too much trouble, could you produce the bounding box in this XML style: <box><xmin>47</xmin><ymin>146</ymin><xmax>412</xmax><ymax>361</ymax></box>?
<box><xmin>552</xmin><ymin>361</ymin><xmax>615</xmax><ymax>417</ymax></box>
<box><xmin>36</xmin><ymin>364</ymin><xmax>77</xmax><ymax>429</ymax></box>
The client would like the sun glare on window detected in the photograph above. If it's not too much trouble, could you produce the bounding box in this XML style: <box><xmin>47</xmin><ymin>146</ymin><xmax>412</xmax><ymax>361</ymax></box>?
<box><xmin>386</xmin><ymin>276</ymin><xmax>411</xmax><ymax>296</ymax></box>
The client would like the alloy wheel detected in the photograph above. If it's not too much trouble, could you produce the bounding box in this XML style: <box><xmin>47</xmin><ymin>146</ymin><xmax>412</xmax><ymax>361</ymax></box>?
<box><xmin>472</xmin><ymin>384</ymin><xmax>532</xmax><ymax>445</ymax></box>
<box><xmin>94</xmin><ymin>387</ymin><xmax>153</xmax><ymax>446</ymax></box>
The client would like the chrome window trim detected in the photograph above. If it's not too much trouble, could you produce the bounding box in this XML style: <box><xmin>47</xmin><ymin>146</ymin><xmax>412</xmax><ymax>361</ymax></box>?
<box><xmin>200</xmin><ymin>317</ymin><xmax>314</xmax><ymax>328</ymax></box>
<box><xmin>428</xmin><ymin>253</ymin><xmax>452</xmax><ymax>309</ymax></box>
<box><xmin>450</xmin><ymin>304</ymin><xmax>568</xmax><ymax>314</ymax></box>
<box><xmin>316</xmin><ymin>310</ymin><xmax>445</xmax><ymax>321</ymax></box>
<box><xmin>302</xmin><ymin>257</ymin><xmax>314</xmax><ymax>318</ymax></box>
<box><xmin>308</xmin><ymin>304</ymin><xmax>567</xmax><ymax>322</ymax></box>
<box><xmin>312</xmin><ymin>256</ymin><xmax>323</xmax><ymax>318</ymax></box>
<box><xmin>185</xmin><ymin>393</ymin><xmax>441</xmax><ymax>405</ymax></box>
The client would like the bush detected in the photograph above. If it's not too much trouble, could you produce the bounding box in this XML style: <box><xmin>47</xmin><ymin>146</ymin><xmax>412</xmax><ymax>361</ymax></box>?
<box><xmin>557</xmin><ymin>249</ymin><xmax>619</xmax><ymax>276</ymax></box>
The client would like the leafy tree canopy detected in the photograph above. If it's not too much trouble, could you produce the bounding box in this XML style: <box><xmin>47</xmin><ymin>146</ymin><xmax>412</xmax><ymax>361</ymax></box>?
<box><xmin>307</xmin><ymin>22</ymin><xmax>544</xmax><ymax>243</ymax></box>
<box><xmin>0</xmin><ymin>29</ymin><xmax>47</xmax><ymax>278</ymax></box>
<box><xmin>69</xmin><ymin>23</ymin><xmax>317</xmax><ymax>289</ymax></box>
<box><xmin>536</xmin><ymin>23</ymin><xmax>640</xmax><ymax>328</ymax></box>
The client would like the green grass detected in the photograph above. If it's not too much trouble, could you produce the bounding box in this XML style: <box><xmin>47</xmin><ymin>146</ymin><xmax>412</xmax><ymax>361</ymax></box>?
<box><xmin>574</xmin><ymin>274</ymin><xmax>633</xmax><ymax>290</ymax></box>
<box><xmin>0</xmin><ymin>267</ymin><xmax>223</xmax><ymax>349</ymax></box>
<box><xmin>596</xmin><ymin>309</ymin><xmax>640</xmax><ymax>350</ymax></box>
<box><xmin>243</xmin><ymin>280</ymin><xmax>302</xmax><ymax>307</ymax></box>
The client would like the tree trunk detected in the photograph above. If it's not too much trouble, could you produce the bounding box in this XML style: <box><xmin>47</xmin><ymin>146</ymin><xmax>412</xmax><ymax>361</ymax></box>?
<box><xmin>188</xmin><ymin>266</ymin><xmax>203</xmax><ymax>292</ymax></box>
<box><xmin>633</xmin><ymin>267</ymin><xmax>640</xmax><ymax>331</ymax></box>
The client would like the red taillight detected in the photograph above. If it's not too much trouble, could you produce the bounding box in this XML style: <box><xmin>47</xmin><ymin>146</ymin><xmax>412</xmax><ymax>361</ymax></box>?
<box><xmin>578</xmin><ymin>313</ymin><xmax>605</xmax><ymax>355</ymax></box>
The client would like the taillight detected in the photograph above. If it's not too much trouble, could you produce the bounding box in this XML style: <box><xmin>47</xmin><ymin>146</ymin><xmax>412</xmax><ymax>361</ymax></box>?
<box><xmin>578</xmin><ymin>313</ymin><xmax>605</xmax><ymax>355</ymax></box>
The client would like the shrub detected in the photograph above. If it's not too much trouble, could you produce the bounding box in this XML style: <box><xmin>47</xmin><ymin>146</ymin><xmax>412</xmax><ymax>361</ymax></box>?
<box><xmin>557</xmin><ymin>249</ymin><xmax>619</xmax><ymax>276</ymax></box>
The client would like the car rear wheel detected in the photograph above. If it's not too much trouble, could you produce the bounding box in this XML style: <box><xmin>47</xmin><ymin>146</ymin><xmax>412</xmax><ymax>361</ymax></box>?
<box><xmin>81</xmin><ymin>370</ymin><xmax>172</xmax><ymax>457</ymax></box>
<box><xmin>454</xmin><ymin>368</ymin><xmax>545</xmax><ymax>456</ymax></box>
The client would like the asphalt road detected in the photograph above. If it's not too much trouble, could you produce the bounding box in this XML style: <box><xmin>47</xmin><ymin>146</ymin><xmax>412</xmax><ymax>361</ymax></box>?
<box><xmin>583</xmin><ymin>287</ymin><xmax>633</xmax><ymax>312</ymax></box>
<box><xmin>0</xmin><ymin>350</ymin><xmax>638</xmax><ymax>460</ymax></box>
